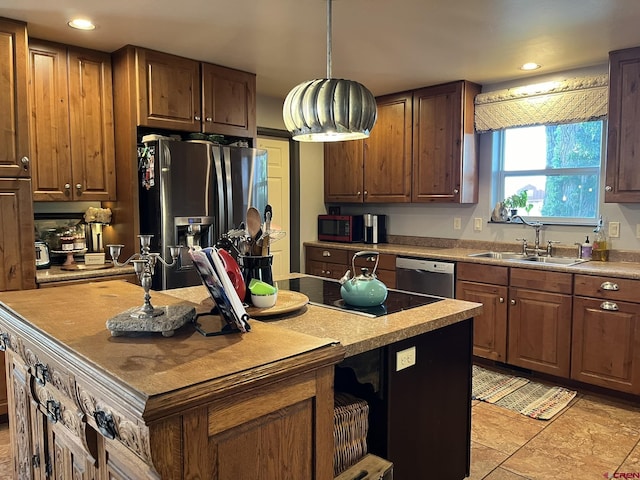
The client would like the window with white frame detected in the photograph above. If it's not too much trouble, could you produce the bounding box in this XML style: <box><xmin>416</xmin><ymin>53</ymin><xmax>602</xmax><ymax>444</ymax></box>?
<box><xmin>496</xmin><ymin>120</ymin><xmax>604</xmax><ymax>224</ymax></box>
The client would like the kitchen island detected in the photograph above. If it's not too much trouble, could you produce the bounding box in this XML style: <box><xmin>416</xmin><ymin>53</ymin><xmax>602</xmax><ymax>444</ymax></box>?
<box><xmin>0</xmin><ymin>277</ymin><xmax>481</xmax><ymax>480</ymax></box>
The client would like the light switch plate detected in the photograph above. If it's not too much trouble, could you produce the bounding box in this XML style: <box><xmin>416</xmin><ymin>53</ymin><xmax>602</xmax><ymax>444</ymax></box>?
<box><xmin>453</xmin><ymin>217</ymin><xmax>461</xmax><ymax>230</ymax></box>
<box><xmin>609</xmin><ymin>221</ymin><xmax>620</xmax><ymax>238</ymax></box>
<box><xmin>474</xmin><ymin>218</ymin><xmax>483</xmax><ymax>232</ymax></box>
<box><xmin>637</xmin><ymin>224</ymin><xmax>640</xmax><ymax>239</ymax></box>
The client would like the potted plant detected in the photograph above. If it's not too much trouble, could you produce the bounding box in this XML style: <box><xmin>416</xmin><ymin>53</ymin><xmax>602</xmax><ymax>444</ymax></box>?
<box><xmin>502</xmin><ymin>191</ymin><xmax>533</xmax><ymax>217</ymax></box>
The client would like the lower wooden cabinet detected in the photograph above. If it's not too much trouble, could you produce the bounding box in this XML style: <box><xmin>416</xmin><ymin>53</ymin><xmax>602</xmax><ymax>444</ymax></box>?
<box><xmin>507</xmin><ymin>268</ymin><xmax>573</xmax><ymax>377</ymax></box>
<box><xmin>571</xmin><ymin>274</ymin><xmax>640</xmax><ymax>394</ymax></box>
<box><xmin>456</xmin><ymin>263</ymin><xmax>508</xmax><ymax>361</ymax></box>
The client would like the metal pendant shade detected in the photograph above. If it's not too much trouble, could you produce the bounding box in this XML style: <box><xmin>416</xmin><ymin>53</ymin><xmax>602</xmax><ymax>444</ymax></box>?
<box><xmin>283</xmin><ymin>0</ymin><xmax>377</xmax><ymax>142</ymax></box>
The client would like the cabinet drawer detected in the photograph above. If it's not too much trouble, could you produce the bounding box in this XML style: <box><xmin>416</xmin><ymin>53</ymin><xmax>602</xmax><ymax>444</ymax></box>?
<box><xmin>457</xmin><ymin>262</ymin><xmax>508</xmax><ymax>285</ymax></box>
<box><xmin>574</xmin><ymin>274</ymin><xmax>640</xmax><ymax>303</ymax></box>
<box><xmin>306</xmin><ymin>246</ymin><xmax>349</xmax><ymax>264</ymax></box>
<box><xmin>510</xmin><ymin>268</ymin><xmax>572</xmax><ymax>294</ymax></box>
<box><xmin>353</xmin><ymin>253</ymin><xmax>396</xmax><ymax>272</ymax></box>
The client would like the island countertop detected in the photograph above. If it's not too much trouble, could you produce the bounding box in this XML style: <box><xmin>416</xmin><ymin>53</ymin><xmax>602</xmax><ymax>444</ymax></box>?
<box><xmin>164</xmin><ymin>276</ymin><xmax>483</xmax><ymax>357</ymax></box>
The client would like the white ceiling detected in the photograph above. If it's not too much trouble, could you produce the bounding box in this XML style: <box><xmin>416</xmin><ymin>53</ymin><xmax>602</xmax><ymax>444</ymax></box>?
<box><xmin>3</xmin><ymin>0</ymin><xmax>640</xmax><ymax>99</ymax></box>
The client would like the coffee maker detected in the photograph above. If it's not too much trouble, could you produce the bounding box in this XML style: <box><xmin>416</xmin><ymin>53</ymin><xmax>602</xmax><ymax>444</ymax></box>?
<box><xmin>363</xmin><ymin>214</ymin><xmax>387</xmax><ymax>244</ymax></box>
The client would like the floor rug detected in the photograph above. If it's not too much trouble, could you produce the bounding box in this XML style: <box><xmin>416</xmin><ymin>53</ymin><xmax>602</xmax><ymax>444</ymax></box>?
<box><xmin>472</xmin><ymin>365</ymin><xmax>577</xmax><ymax>420</ymax></box>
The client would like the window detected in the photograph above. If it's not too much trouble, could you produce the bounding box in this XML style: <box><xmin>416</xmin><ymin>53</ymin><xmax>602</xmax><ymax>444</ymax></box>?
<box><xmin>496</xmin><ymin>120</ymin><xmax>604</xmax><ymax>224</ymax></box>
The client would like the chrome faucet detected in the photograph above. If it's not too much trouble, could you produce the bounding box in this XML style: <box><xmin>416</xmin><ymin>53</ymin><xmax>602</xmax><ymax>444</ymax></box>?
<box><xmin>511</xmin><ymin>215</ymin><xmax>545</xmax><ymax>255</ymax></box>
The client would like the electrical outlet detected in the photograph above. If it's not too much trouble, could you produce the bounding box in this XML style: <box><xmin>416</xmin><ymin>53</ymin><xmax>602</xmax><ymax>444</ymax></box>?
<box><xmin>609</xmin><ymin>221</ymin><xmax>620</xmax><ymax>238</ymax></box>
<box><xmin>396</xmin><ymin>346</ymin><xmax>416</xmax><ymax>372</ymax></box>
<box><xmin>453</xmin><ymin>217</ymin><xmax>461</xmax><ymax>230</ymax></box>
<box><xmin>637</xmin><ymin>224</ymin><xmax>640</xmax><ymax>239</ymax></box>
<box><xmin>474</xmin><ymin>218</ymin><xmax>483</xmax><ymax>232</ymax></box>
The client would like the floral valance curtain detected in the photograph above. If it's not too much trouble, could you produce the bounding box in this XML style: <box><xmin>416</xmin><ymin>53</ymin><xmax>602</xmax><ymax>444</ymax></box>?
<box><xmin>474</xmin><ymin>75</ymin><xmax>609</xmax><ymax>133</ymax></box>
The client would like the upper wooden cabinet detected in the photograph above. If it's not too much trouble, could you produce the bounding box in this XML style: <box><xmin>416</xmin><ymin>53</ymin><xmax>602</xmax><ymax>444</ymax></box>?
<box><xmin>127</xmin><ymin>46</ymin><xmax>257</xmax><ymax>139</ymax></box>
<box><xmin>28</xmin><ymin>40</ymin><xmax>116</xmax><ymax>201</ymax></box>
<box><xmin>412</xmin><ymin>80</ymin><xmax>480</xmax><ymax>203</ymax></box>
<box><xmin>605</xmin><ymin>46</ymin><xmax>640</xmax><ymax>203</ymax></box>
<box><xmin>324</xmin><ymin>92</ymin><xmax>412</xmax><ymax>203</ymax></box>
<box><xmin>0</xmin><ymin>18</ymin><xmax>30</xmax><ymax>178</ymax></box>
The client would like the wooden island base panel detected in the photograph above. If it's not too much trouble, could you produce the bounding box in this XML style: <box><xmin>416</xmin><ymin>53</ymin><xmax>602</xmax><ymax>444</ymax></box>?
<box><xmin>0</xmin><ymin>278</ymin><xmax>482</xmax><ymax>480</ymax></box>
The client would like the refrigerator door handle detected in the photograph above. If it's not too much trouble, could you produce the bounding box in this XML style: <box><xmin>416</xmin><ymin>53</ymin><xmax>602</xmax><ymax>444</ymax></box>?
<box><xmin>222</xmin><ymin>147</ymin><xmax>234</xmax><ymax>233</ymax></box>
<box><xmin>212</xmin><ymin>146</ymin><xmax>226</xmax><ymax>240</ymax></box>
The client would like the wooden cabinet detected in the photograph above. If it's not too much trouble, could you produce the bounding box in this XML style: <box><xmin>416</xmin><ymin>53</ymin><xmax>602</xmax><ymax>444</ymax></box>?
<box><xmin>0</xmin><ymin>18</ymin><xmax>30</xmax><ymax>178</ymax></box>
<box><xmin>0</xmin><ymin>178</ymin><xmax>36</xmax><ymax>291</ymax></box>
<box><xmin>305</xmin><ymin>246</ymin><xmax>396</xmax><ymax>288</ymax></box>
<box><xmin>28</xmin><ymin>40</ymin><xmax>116</xmax><ymax>201</ymax></box>
<box><xmin>572</xmin><ymin>274</ymin><xmax>640</xmax><ymax>394</ymax></box>
<box><xmin>324</xmin><ymin>93</ymin><xmax>412</xmax><ymax>203</ymax></box>
<box><xmin>412</xmin><ymin>80</ymin><xmax>480</xmax><ymax>203</ymax></box>
<box><xmin>507</xmin><ymin>268</ymin><xmax>573</xmax><ymax>377</ymax></box>
<box><xmin>605</xmin><ymin>46</ymin><xmax>640</xmax><ymax>202</ymax></box>
<box><xmin>124</xmin><ymin>46</ymin><xmax>256</xmax><ymax>139</ymax></box>
<box><xmin>0</xmin><ymin>280</ymin><xmax>344</xmax><ymax>480</ymax></box>
<box><xmin>456</xmin><ymin>262</ymin><xmax>508</xmax><ymax>361</ymax></box>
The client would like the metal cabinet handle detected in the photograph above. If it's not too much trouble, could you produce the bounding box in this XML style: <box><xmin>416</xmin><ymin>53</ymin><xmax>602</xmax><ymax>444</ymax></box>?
<box><xmin>600</xmin><ymin>301</ymin><xmax>619</xmax><ymax>311</ymax></box>
<box><xmin>75</xmin><ymin>183</ymin><xmax>82</xmax><ymax>190</ymax></box>
<box><xmin>94</xmin><ymin>410</ymin><xmax>118</xmax><ymax>440</ymax></box>
<box><xmin>46</xmin><ymin>400</ymin><xmax>61</xmax><ymax>423</ymax></box>
<box><xmin>205</xmin><ymin>117</ymin><xmax>212</xmax><ymax>122</ymax></box>
<box><xmin>453</xmin><ymin>188</ymin><xmax>459</xmax><ymax>194</ymax></box>
<box><xmin>356</xmin><ymin>191</ymin><xmax>361</xmax><ymax>197</ymax></box>
<box><xmin>194</xmin><ymin>115</ymin><xmax>201</xmax><ymax>121</ymax></box>
<box><xmin>34</xmin><ymin>362</ymin><xmax>48</xmax><ymax>386</ymax></box>
<box><xmin>600</xmin><ymin>281</ymin><xmax>619</xmax><ymax>291</ymax></box>
<box><xmin>510</xmin><ymin>299</ymin><xmax>516</xmax><ymax>305</ymax></box>
<box><xmin>64</xmin><ymin>183</ymin><xmax>71</xmax><ymax>190</ymax></box>
<box><xmin>21</xmin><ymin>156</ymin><xmax>29</xmax><ymax>170</ymax></box>
<box><xmin>0</xmin><ymin>333</ymin><xmax>10</xmax><ymax>351</ymax></box>
<box><xmin>605</xmin><ymin>185</ymin><xmax>613</xmax><ymax>192</ymax></box>
<box><xmin>322</xmin><ymin>251</ymin><xmax>331</xmax><ymax>257</ymax></box>
<box><xmin>499</xmin><ymin>297</ymin><xmax>504</xmax><ymax>303</ymax></box>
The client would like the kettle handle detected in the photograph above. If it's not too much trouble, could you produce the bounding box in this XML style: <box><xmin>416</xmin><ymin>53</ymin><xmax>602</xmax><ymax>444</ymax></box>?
<box><xmin>351</xmin><ymin>250</ymin><xmax>380</xmax><ymax>276</ymax></box>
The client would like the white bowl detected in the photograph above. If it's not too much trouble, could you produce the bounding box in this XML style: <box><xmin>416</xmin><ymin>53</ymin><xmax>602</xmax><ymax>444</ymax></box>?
<box><xmin>251</xmin><ymin>290</ymin><xmax>278</xmax><ymax>308</ymax></box>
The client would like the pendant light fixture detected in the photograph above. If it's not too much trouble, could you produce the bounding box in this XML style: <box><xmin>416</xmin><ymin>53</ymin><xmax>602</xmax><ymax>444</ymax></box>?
<box><xmin>283</xmin><ymin>0</ymin><xmax>377</xmax><ymax>142</ymax></box>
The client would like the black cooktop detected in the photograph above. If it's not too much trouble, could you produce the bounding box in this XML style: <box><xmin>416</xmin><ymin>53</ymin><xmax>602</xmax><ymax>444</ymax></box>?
<box><xmin>278</xmin><ymin>276</ymin><xmax>444</xmax><ymax>317</ymax></box>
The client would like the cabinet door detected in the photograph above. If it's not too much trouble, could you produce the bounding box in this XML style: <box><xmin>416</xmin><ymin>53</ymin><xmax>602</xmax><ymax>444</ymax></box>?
<box><xmin>67</xmin><ymin>46</ymin><xmax>116</xmax><ymax>201</ymax></box>
<box><xmin>46</xmin><ymin>422</ymin><xmax>98</xmax><ymax>480</ymax></box>
<box><xmin>412</xmin><ymin>81</ymin><xmax>479</xmax><ymax>203</ymax></box>
<box><xmin>324</xmin><ymin>140</ymin><xmax>364</xmax><ymax>202</ymax></box>
<box><xmin>572</xmin><ymin>297</ymin><xmax>640</xmax><ymax>394</ymax></box>
<box><xmin>136</xmin><ymin>48</ymin><xmax>201</xmax><ymax>131</ymax></box>
<box><xmin>457</xmin><ymin>280</ymin><xmax>507</xmax><ymax>361</ymax></box>
<box><xmin>605</xmin><ymin>47</ymin><xmax>640</xmax><ymax>202</ymax></box>
<box><xmin>201</xmin><ymin>63</ymin><xmax>256</xmax><ymax>138</ymax></box>
<box><xmin>306</xmin><ymin>259</ymin><xmax>344</xmax><ymax>280</ymax></box>
<box><xmin>28</xmin><ymin>41</ymin><xmax>72</xmax><ymax>201</ymax></box>
<box><xmin>0</xmin><ymin>178</ymin><xmax>36</xmax><ymax>291</ymax></box>
<box><xmin>0</xmin><ymin>351</ymin><xmax>6</xmax><ymax>416</ymax></box>
<box><xmin>0</xmin><ymin>19</ymin><xmax>30</xmax><ymax>178</ymax></box>
<box><xmin>363</xmin><ymin>93</ymin><xmax>412</xmax><ymax>203</ymax></box>
<box><xmin>507</xmin><ymin>287</ymin><xmax>572</xmax><ymax>377</ymax></box>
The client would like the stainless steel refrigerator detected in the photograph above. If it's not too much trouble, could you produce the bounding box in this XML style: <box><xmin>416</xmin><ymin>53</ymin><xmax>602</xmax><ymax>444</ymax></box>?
<box><xmin>138</xmin><ymin>138</ymin><xmax>268</xmax><ymax>290</ymax></box>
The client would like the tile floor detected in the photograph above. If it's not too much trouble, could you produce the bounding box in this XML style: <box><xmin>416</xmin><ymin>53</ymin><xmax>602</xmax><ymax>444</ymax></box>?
<box><xmin>0</xmin><ymin>392</ymin><xmax>637</xmax><ymax>479</ymax></box>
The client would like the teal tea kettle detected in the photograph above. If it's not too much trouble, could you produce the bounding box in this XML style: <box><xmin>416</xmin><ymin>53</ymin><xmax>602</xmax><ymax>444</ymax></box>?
<box><xmin>339</xmin><ymin>251</ymin><xmax>388</xmax><ymax>307</ymax></box>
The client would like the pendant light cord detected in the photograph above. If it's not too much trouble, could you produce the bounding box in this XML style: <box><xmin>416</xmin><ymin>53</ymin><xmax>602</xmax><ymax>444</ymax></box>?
<box><xmin>326</xmin><ymin>0</ymin><xmax>332</xmax><ymax>79</ymax></box>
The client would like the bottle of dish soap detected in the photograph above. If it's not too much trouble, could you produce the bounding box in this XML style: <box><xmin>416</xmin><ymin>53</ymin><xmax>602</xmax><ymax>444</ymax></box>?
<box><xmin>581</xmin><ymin>235</ymin><xmax>592</xmax><ymax>260</ymax></box>
<box><xmin>592</xmin><ymin>216</ymin><xmax>609</xmax><ymax>261</ymax></box>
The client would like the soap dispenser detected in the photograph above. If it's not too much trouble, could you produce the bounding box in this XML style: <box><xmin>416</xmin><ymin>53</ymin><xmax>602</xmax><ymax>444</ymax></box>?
<box><xmin>592</xmin><ymin>216</ymin><xmax>609</xmax><ymax>261</ymax></box>
<box><xmin>581</xmin><ymin>236</ymin><xmax>592</xmax><ymax>260</ymax></box>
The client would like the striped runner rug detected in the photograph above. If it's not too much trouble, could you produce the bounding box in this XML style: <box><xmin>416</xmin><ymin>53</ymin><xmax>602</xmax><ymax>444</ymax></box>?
<box><xmin>472</xmin><ymin>365</ymin><xmax>577</xmax><ymax>420</ymax></box>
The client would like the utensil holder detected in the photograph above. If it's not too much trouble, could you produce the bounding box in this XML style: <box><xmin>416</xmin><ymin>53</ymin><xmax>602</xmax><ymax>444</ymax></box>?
<box><xmin>238</xmin><ymin>255</ymin><xmax>273</xmax><ymax>303</ymax></box>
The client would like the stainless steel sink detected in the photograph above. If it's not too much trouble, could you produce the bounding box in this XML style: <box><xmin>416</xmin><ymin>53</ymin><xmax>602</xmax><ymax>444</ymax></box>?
<box><xmin>468</xmin><ymin>251</ymin><xmax>588</xmax><ymax>266</ymax></box>
<box><xmin>516</xmin><ymin>256</ymin><xmax>588</xmax><ymax>266</ymax></box>
<box><xmin>468</xmin><ymin>251</ymin><xmax>529</xmax><ymax>260</ymax></box>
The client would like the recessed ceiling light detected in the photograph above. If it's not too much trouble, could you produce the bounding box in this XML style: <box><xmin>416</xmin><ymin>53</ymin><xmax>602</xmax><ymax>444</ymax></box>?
<box><xmin>520</xmin><ymin>62</ymin><xmax>541</xmax><ymax>71</ymax></box>
<box><xmin>68</xmin><ymin>18</ymin><xmax>96</xmax><ymax>30</ymax></box>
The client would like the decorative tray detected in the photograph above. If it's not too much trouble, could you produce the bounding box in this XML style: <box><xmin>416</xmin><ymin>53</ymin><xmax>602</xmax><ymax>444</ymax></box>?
<box><xmin>246</xmin><ymin>290</ymin><xmax>309</xmax><ymax>317</ymax></box>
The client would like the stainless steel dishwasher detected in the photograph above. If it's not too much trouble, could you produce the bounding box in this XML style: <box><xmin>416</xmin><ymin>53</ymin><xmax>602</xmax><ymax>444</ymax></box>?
<box><xmin>395</xmin><ymin>256</ymin><xmax>455</xmax><ymax>298</ymax></box>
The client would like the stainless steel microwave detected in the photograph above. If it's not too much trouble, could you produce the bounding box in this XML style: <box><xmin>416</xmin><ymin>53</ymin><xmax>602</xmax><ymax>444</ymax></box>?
<box><xmin>317</xmin><ymin>215</ymin><xmax>363</xmax><ymax>243</ymax></box>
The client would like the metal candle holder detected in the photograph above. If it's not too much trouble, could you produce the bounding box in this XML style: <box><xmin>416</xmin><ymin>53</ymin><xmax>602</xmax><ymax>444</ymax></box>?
<box><xmin>107</xmin><ymin>235</ymin><xmax>181</xmax><ymax>319</ymax></box>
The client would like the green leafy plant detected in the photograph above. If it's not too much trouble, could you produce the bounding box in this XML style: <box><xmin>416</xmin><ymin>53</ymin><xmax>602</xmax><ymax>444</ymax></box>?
<box><xmin>502</xmin><ymin>191</ymin><xmax>533</xmax><ymax>214</ymax></box>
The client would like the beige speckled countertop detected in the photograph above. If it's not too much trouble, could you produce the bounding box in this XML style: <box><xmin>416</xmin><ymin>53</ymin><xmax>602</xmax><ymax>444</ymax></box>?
<box><xmin>306</xmin><ymin>240</ymin><xmax>640</xmax><ymax>280</ymax></box>
<box><xmin>163</xmin><ymin>279</ymin><xmax>483</xmax><ymax>357</ymax></box>
<box><xmin>36</xmin><ymin>263</ymin><xmax>136</xmax><ymax>284</ymax></box>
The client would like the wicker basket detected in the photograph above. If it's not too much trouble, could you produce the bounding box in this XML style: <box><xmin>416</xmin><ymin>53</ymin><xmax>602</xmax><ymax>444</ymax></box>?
<box><xmin>334</xmin><ymin>392</ymin><xmax>370</xmax><ymax>476</ymax></box>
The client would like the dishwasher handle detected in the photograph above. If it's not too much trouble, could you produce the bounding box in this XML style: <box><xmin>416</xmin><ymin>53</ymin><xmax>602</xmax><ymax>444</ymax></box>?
<box><xmin>395</xmin><ymin>257</ymin><xmax>455</xmax><ymax>274</ymax></box>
